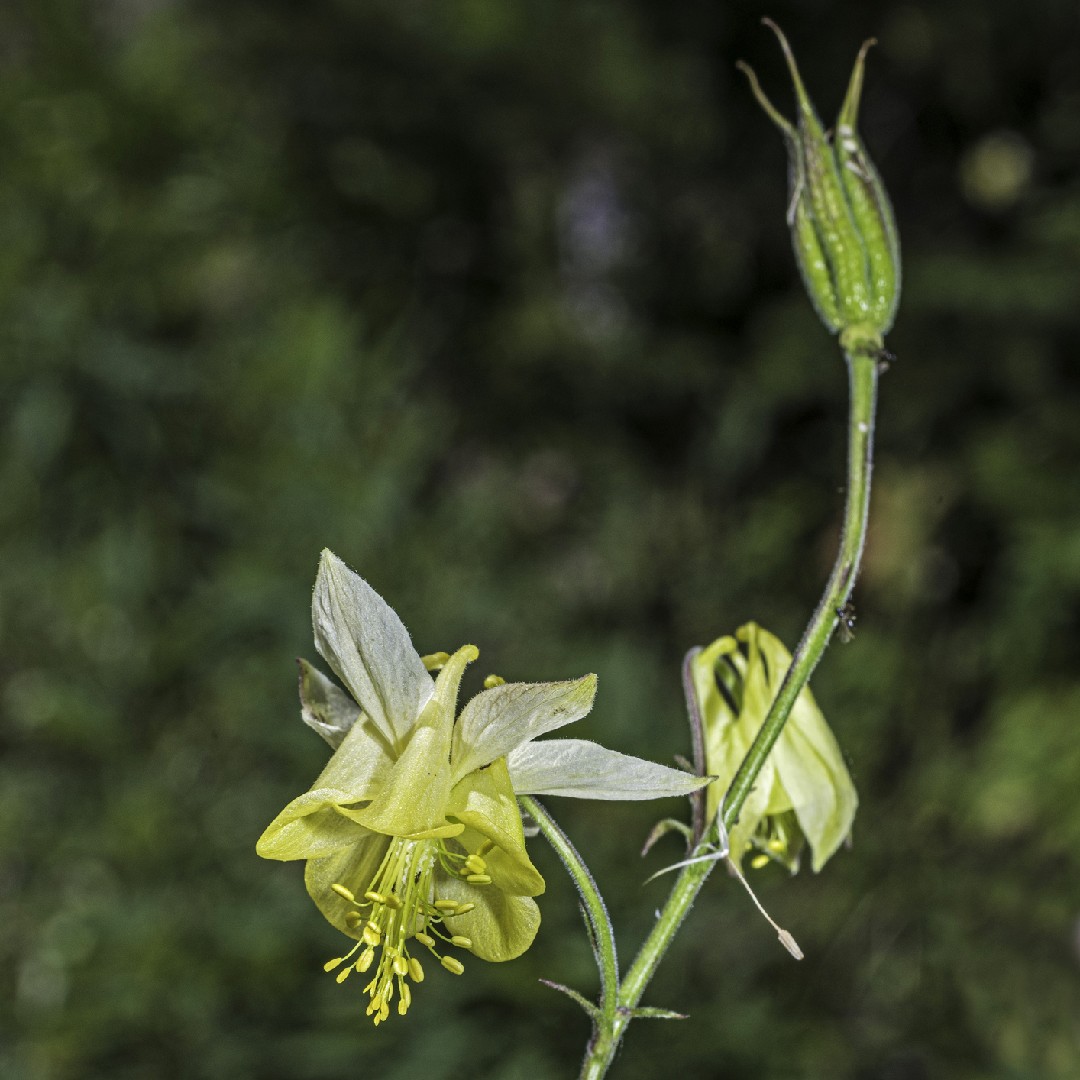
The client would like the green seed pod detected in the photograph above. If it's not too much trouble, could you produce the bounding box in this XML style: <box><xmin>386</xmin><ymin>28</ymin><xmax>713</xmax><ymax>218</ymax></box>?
<box><xmin>738</xmin><ymin>20</ymin><xmax>901</xmax><ymax>355</ymax></box>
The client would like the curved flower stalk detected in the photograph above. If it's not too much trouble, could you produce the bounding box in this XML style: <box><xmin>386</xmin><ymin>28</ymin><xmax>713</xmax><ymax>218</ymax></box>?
<box><xmin>257</xmin><ymin>550</ymin><xmax>710</xmax><ymax>1025</ymax></box>
<box><xmin>691</xmin><ymin>623</ymin><xmax>858</xmax><ymax>873</ymax></box>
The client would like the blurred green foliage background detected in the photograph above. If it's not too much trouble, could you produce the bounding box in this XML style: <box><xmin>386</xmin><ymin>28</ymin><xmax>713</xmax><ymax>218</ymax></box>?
<box><xmin>3</xmin><ymin>1</ymin><xmax>1079</xmax><ymax>1077</ymax></box>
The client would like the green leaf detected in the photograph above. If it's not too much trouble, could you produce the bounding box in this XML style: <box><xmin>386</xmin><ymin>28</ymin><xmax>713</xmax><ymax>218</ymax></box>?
<box><xmin>620</xmin><ymin>1006</ymin><xmax>687</xmax><ymax>1020</ymax></box>
<box><xmin>538</xmin><ymin>980</ymin><xmax>600</xmax><ymax>1019</ymax></box>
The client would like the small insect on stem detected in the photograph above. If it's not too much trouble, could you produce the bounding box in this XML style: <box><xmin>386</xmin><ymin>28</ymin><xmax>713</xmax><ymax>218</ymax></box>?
<box><xmin>835</xmin><ymin>602</ymin><xmax>857</xmax><ymax>643</ymax></box>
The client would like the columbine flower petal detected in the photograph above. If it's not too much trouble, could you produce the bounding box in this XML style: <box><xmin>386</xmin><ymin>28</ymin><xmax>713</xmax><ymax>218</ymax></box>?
<box><xmin>446</xmin><ymin>758</ymin><xmax>545</xmax><ymax>897</ymax></box>
<box><xmin>346</xmin><ymin>644</ymin><xmax>477</xmax><ymax>839</ymax></box>
<box><xmin>450</xmin><ymin>675</ymin><xmax>598</xmax><ymax>782</ymax></box>
<box><xmin>506</xmin><ymin>738</ymin><xmax>711</xmax><ymax>800</ymax></box>
<box><xmin>312</xmin><ymin>548</ymin><xmax>434</xmax><ymax>748</ymax></box>
<box><xmin>435</xmin><ymin>880</ymin><xmax>541</xmax><ymax>963</ymax></box>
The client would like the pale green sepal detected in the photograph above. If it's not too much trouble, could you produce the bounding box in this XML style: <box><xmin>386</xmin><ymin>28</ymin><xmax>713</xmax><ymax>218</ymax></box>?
<box><xmin>438</xmin><ymin>880</ymin><xmax>541</xmax><ymax>962</ymax></box>
<box><xmin>450</xmin><ymin>674</ymin><xmax>598</xmax><ymax>782</ymax></box>
<box><xmin>298</xmin><ymin>658</ymin><xmax>363</xmax><ymax>749</ymax></box>
<box><xmin>311</xmin><ymin>549</ymin><xmax>434</xmax><ymax>748</ymax></box>
<box><xmin>506</xmin><ymin>739</ymin><xmax>712</xmax><ymax>800</ymax></box>
<box><xmin>256</xmin><ymin>787</ymin><xmax>368</xmax><ymax>861</ymax></box>
<box><xmin>303</xmin><ymin>832</ymin><xmax>390</xmax><ymax>938</ymax></box>
<box><xmin>446</xmin><ymin>757</ymin><xmax>545</xmax><ymax>896</ymax></box>
<box><xmin>350</xmin><ymin>644</ymin><xmax>477</xmax><ymax>838</ymax></box>
<box><xmin>770</xmin><ymin>689</ymin><xmax>858</xmax><ymax>872</ymax></box>
<box><xmin>305</xmin><ymin>706</ymin><xmax>394</xmax><ymax>804</ymax></box>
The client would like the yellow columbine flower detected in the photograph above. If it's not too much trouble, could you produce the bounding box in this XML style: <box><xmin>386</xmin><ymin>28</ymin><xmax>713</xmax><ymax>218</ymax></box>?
<box><xmin>691</xmin><ymin>623</ymin><xmax>858</xmax><ymax>873</ymax></box>
<box><xmin>258</xmin><ymin>550</ymin><xmax>710</xmax><ymax>1024</ymax></box>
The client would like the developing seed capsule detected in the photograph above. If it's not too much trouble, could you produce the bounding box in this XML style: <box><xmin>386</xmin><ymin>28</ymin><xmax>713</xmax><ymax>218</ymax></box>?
<box><xmin>737</xmin><ymin>20</ymin><xmax>901</xmax><ymax>356</ymax></box>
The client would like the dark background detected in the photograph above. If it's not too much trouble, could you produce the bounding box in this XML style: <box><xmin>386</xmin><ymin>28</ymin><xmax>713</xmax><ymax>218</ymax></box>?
<box><xmin>3</xmin><ymin>1</ymin><xmax>1079</xmax><ymax>1077</ymax></box>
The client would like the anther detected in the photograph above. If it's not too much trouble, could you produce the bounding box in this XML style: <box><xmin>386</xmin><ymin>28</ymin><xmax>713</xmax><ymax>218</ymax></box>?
<box><xmin>751</xmin><ymin>853</ymin><xmax>770</xmax><ymax>870</ymax></box>
<box><xmin>466</xmin><ymin>873</ymin><xmax>492</xmax><ymax>885</ymax></box>
<box><xmin>335</xmin><ymin>966</ymin><xmax>352</xmax><ymax>983</ymax></box>
<box><xmin>454</xmin><ymin>902</ymin><xmax>476</xmax><ymax>915</ymax></box>
<box><xmin>414</xmin><ymin>932</ymin><xmax>435</xmax><ymax>948</ymax></box>
<box><xmin>449</xmin><ymin>935</ymin><xmax>473</xmax><ymax>950</ymax></box>
<box><xmin>331</xmin><ymin>883</ymin><xmax>357</xmax><ymax>903</ymax></box>
<box><xmin>363</xmin><ymin>890</ymin><xmax>386</xmax><ymax>904</ymax></box>
<box><xmin>357</xmin><ymin>948</ymin><xmax>375</xmax><ymax>972</ymax></box>
<box><xmin>464</xmin><ymin>854</ymin><xmax>488</xmax><ymax>874</ymax></box>
<box><xmin>393</xmin><ymin>954</ymin><xmax>409</xmax><ymax>977</ymax></box>
<box><xmin>433</xmin><ymin>899</ymin><xmax>458</xmax><ymax>912</ymax></box>
<box><xmin>362</xmin><ymin>922</ymin><xmax>382</xmax><ymax>946</ymax></box>
<box><xmin>409</xmin><ymin>957</ymin><xmax>424</xmax><ymax>982</ymax></box>
<box><xmin>323</xmin><ymin>957</ymin><xmax>346</xmax><ymax>973</ymax></box>
<box><xmin>441</xmin><ymin>956</ymin><xmax>465</xmax><ymax>975</ymax></box>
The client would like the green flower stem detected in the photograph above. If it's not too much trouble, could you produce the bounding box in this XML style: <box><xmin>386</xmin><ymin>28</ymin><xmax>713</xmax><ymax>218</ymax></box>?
<box><xmin>578</xmin><ymin>348</ymin><xmax>880</xmax><ymax>1080</ymax></box>
<box><xmin>519</xmin><ymin>795</ymin><xmax>620</xmax><ymax>1037</ymax></box>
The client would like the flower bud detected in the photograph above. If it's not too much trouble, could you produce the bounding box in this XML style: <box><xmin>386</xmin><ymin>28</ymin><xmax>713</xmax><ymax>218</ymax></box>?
<box><xmin>738</xmin><ymin>20</ymin><xmax>900</xmax><ymax>355</ymax></box>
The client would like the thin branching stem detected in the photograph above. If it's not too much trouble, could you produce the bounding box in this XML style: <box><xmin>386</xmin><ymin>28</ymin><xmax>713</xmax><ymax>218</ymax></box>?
<box><xmin>577</xmin><ymin>348</ymin><xmax>880</xmax><ymax>1080</ymax></box>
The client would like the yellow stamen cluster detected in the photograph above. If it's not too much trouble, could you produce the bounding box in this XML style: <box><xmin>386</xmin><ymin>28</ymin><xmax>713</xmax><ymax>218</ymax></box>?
<box><xmin>322</xmin><ymin>836</ymin><xmax>491</xmax><ymax>1025</ymax></box>
<box><xmin>748</xmin><ymin>831</ymin><xmax>793</xmax><ymax>870</ymax></box>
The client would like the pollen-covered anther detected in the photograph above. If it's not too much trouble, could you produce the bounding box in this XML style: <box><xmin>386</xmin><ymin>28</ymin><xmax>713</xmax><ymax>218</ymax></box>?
<box><xmin>322</xmin><ymin>835</ymin><xmax>482</xmax><ymax>1024</ymax></box>
<box><xmin>463</xmin><ymin>854</ymin><xmax>488</xmax><ymax>875</ymax></box>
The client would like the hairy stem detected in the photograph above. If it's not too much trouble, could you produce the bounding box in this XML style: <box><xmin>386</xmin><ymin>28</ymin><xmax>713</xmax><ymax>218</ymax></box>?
<box><xmin>579</xmin><ymin>349</ymin><xmax>879</xmax><ymax>1080</ymax></box>
<box><xmin>519</xmin><ymin>795</ymin><xmax>620</xmax><ymax>1043</ymax></box>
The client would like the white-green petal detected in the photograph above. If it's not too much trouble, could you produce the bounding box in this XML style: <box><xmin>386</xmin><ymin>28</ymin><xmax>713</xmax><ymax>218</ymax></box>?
<box><xmin>347</xmin><ymin>644</ymin><xmax>476</xmax><ymax>838</ymax></box>
<box><xmin>311</xmin><ymin>549</ymin><xmax>434</xmax><ymax>748</ymax></box>
<box><xmin>450</xmin><ymin>674</ymin><xmax>597</xmax><ymax>782</ymax></box>
<box><xmin>256</xmin><ymin>787</ymin><xmax>370</xmax><ymax>861</ymax></box>
<box><xmin>304</xmin><ymin>832</ymin><xmax>390</xmax><ymax>939</ymax></box>
<box><xmin>772</xmin><ymin>692</ymin><xmax>858</xmax><ymax>871</ymax></box>
<box><xmin>298</xmin><ymin>658</ymin><xmax>363</xmax><ymax>749</ymax></box>
<box><xmin>506</xmin><ymin>738</ymin><xmax>712</xmax><ymax>800</ymax></box>
<box><xmin>436</xmin><ymin>876</ymin><xmax>541</xmax><ymax>963</ymax></box>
